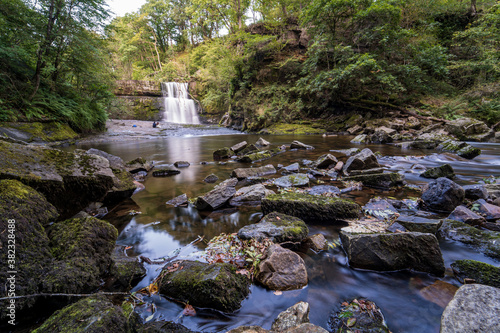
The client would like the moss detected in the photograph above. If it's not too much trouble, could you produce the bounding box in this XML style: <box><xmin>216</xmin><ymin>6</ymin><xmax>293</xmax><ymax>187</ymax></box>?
<box><xmin>126</xmin><ymin>157</ymin><xmax>147</xmax><ymax>165</ymax></box>
<box><xmin>420</xmin><ymin>164</ymin><xmax>455</xmax><ymax>179</ymax></box>
<box><xmin>451</xmin><ymin>259</ymin><xmax>500</xmax><ymax>288</ymax></box>
<box><xmin>264</xmin><ymin>123</ymin><xmax>326</xmax><ymax>135</ymax></box>
<box><xmin>213</xmin><ymin>147</ymin><xmax>234</xmax><ymax>160</ymax></box>
<box><xmin>4</xmin><ymin>122</ymin><xmax>78</xmax><ymax>142</ymax></box>
<box><xmin>237</xmin><ymin>148</ymin><xmax>283</xmax><ymax>163</ymax></box>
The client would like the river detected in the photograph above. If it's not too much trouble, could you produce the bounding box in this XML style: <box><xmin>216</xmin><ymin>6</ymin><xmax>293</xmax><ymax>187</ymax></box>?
<box><xmin>72</xmin><ymin>130</ymin><xmax>500</xmax><ymax>333</ymax></box>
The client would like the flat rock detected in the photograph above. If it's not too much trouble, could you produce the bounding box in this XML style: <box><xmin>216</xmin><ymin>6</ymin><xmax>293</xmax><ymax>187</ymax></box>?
<box><xmin>173</xmin><ymin>161</ymin><xmax>190</xmax><ymax>168</ymax></box>
<box><xmin>395</xmin><ymin>141</ymin><xmax>438</xmax><ymax>150</ymax></box>
<box><xmin>344</xmin><ymin>172</ymin><xmax>404</xmax><ymax>189</ymax></box>
<box><xmin>237</xmin><ymin>212</ymin><xmax>308</xmax><ymax>243</ymax></box>
<box><xmin>448</xmin><ymin>205</ymin><xmax>486</xmax><ymax>226</ymax></box>
<box><xmin>152</xmin><ymin>165</ymin><xmax>181</xmax><ymax>177</ymax></box>
<box><xmin>232</xmin><ymin>164</ymin><xmax>276</xmax><ymax>179</ymax></box>
<box><xmin>473</xmin><ymin>199</ymin><xmax>500</xmax><ymax>220</ymax></box>
<box><xmin>307</xmin><ymin>185</ymin><xmax>340</xmax><ymax>196</ymax></box>
<box><xmin>166</xmin><ymin>194</ymin><xmax>188</xmax><ymax>207</ymax></box>
<box><xmin>195</xmin><ymin>178</ymin><xmax>238</xmax><ymax>210</ymax></box>
<box><xmin>351</xmin><ymin>134</ymin><xmax>369</xmax><ymax>143</ymax></box>
<box><xmin>395</xmin><ymin>215</ymin><xmax>443</xmax><ymax>234</ymax></box>
<box><xmin>274</xmin><ymin>173</ymin><xmax>310</xmax><ymax>187</ymax></box>
<box><xmin>229</xmin><ymin>184</ymin><xmax>275</xmax><ymax>206</ymax></box>
<box><xmin>236</xmin><ymin>148</ymin><xmax>282</xmax><ymax>163</ymax></box>
<box><xmin>363</xmin><ymin>198</ymin><xmax>399</xmax><ymax>220</ymax></box>
<box><xmin>231</xmin><ymin>141</ymin><xmax>248</xmax><ymax>153</ymax></box>
<box><xmin>330</xmin><ymin>148</ymin><xmax>361</xmax><ymax>157</ymax></box>
<box><xmin>290</xmin><ymin>140</ymin><xmax>314</xmax><ymax>149</ymax></box>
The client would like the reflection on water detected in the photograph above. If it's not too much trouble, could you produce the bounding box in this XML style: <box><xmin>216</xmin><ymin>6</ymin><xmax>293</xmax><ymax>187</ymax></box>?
<box><xmin>72</xmin><ymin>134</ymin><xmax>500</xmax><ymax>333</ymax></box>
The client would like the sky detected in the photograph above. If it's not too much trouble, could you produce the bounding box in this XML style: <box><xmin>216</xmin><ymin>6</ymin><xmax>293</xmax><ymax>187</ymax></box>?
<box><xmin>106</xmin><ymin>0</ymin><xmax>146</xmax><ymax>18</ymax></box>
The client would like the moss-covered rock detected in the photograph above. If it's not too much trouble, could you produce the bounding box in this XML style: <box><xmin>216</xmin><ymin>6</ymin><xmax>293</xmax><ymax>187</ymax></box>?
<box><xmin>264</xmin><ymin>123</ymin><xmax>326</xmax><ymax>135</ymax></box>
<box><xmin>158</xmin><ymin>260</ymin><xmax>250</xmax><ymax>312</ymax></box>
<box><xmin>328</xmin><ymin>299</ymin><xmax>390</xmax><ymax>333</ymax></box>
<box><xmin>344</xmin><ymin>173</ymin><xmax>404</xmax><ymax>189</ymax></box>
<box><xmin>445</xmin><ymin>118</ymin><xmax>491</xmax><ymax>140</ymax></box>
<box><xmin>213</xmin><ymin>147</ymin><xmax>235</xmax><ymax>160</ymax></box>
<box><xmin>420</xmin><ymin>164</ymin><xmax>455</xmax><ymax>179</ymax></box>
<box><xmin>261</xmin><ymin>192</ymin><xmax>361</xmax><ymax>223</ymax></box>
<box><xmin>0</xmin><ymin>122</ymin><xmax>78</xmax><ymax>143</ymax></box>
<box><xmin>236</xmin><ymin>148</ymin><xmax>283</xmax><ymax>163</ymax></box>
<box><xmin>451</xmin><ymin>260</ymin><xmax>500</xmax><ymax>288</ymax></box>
<box><xmin>395</xmin><ymin>141</ymin><xmax>438</xmax><ymax>150</ymax></box>
<box><xmin>237</xmin><ymin>144</ymin><xmax>259</xmax><ymax>156</ymax></box>
<box><xmin>437</xmin><ymin>140</ymin><xmax>481</xmax><ymax>159</ymax></box>
<box><xmin>238</xmin><ymin>211</ymin><xmax>309</xmax><ymax>243</ymax></box>
<box><xmin>110</xmin><ymin>246</ymin><xmax>146</xmax><ymax>290</ymax></box>
<box><xmin>274</xmin><ymin>173</ymin><xmax>310</xmax><ymax>187</ymax></box>
<box><xmin>33</xmin><ymin>295</ymin><xmax>137</xmax><ymax>333</ymax></box>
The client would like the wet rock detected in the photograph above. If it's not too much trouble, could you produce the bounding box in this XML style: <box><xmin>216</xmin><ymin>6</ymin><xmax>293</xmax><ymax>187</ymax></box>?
<box><xmin>174</xmin><ymin>161</ymin><xmax>190</xmax><ymax>168</ymax></box>
<box><xmin>226</xmin><ymin>326</ymin><xmax>268</xmax><ymax>333</ymax></box>
<box><xmin>347</xmin><ymin>125</ymin><xmax>363</xmax><ymax>135</ymax></box>
<box><xmin>395</xmin><ymin>215</ymin><xmax>443</xmax><ymax>234</ymax></box>
<box><xmin>419</xmin><ymin>280</ymin><xmax>458</xmax><ymax>308</ymax></box>
<box><xmin>441</xmin><ymin>284</ymin><xmax>500</xmax><ymax>333</ymax></box>
<box><xmin>421</xmin><ymin>178</ymin><xmax>465</xmax><ymax>213</ymax></box>
<box><xmin>32</xmin><ymin>295</ymin><xmax>136</xmax><ymax>333</ymax></box>
<box><xmin>445</xmin><ymin>117</ymin><xmax>491</xmax><ymax>140</ymax></box>
<box><xmin>159</xmin><ymin>260</ymin><xmax>250</xmax><ymax>312</ymax></box>
<box><xmin>125</xmin><ymin>157</ymin><xmax>154</xmax><ymax>173</ymax></box>
<box><xmin>232</xmin><ymin>164</ymin><xmax>276</xmax><ymax>179</ymax></box>
<box><xmin>395</xmin><ymin>141</ymin><xmax>438</xmax><ymax>150</ymax></box>
<box><xmin>363</xmin><ymin>198</ymin><xmax>398</xmax><ymax>220</ymax></box>
<box><xmin>340</xmin><ymin>230</ymin><xmax>445</xmax><ymax>275</ymax></box>
<box><xmin>274</xmin><ymin>173</ymin><xmax>310</xmax><ymax>187</ymax></box>
<box><xmin>313</xmin><ymin>154</ymin><xmax>338</xmax><ymax>169</ymax></box>
<box><xmin>110</xmin><ymin>246</ymin><xmax>146</xmax><ymax>290</ymax></box>
<box><xmin>237</xmin><ymin>212</ymin><xmax>308</xmax><ymax>243</ymax></box>
<box><xmin>152</xmin><ymin>165</ymin><xmax>181</xmax><ymax>177</ymax></box>
<box><xmin>290</xmin><ymin>140</ymin><xmax>314</xmax><ymax>149</ymax></box>
<box><xmin>420</xmin><ymin>164</ymin><xmax>455</xmax><ymax>179</ymax></box>
<box><xmin>351</xmin><ymin>134</ymin><xmax>369</xmax><ymax>144</ymax></box>
<box><xmin>229</xmin><ymin>184</ymin><xmax>275</xmax><ymax>206</ymax></box>
<box><xmin>347</xmin><ymin>167</ymin><xmax>386</xmax><ymax>176</ymax></box>
<box><xmin>166</xmin><ymin>194</ymin><xmax>188</xmax><ymax>207</ymax></box>
<box><xmin>473</xmin><ymin>199</ymin><xmax>500</xmax><ymax>220</ymax></box>
<box><xmin>451</xmin><ymin>260</ymin><xmax>500</xmax><ymax>288</ymax></box>
<box><xmin>330</xmin><ymin>148</ymin><xmax>361</xmax><ymax>157</ymax></box>
<box><xmin>439</xmin><ymin>220</ymin><xmax>500</xmax><ymax>259</ymax></box>
<box><xmin>282</xmin><ymin>162</ymin><xmax>300</xmax><ymax>174</ymax></box>
<box><xmin>485</xmin><ymin>183</ymin><xmax>500</xmax><ymax>200</ymax></box>
<box><xmin>437</xmin><ymin>140</ymin><xmax>481</xmax><ymax>159</ymax></box>
<box><xmin>386</xmin><ymin>222</ymin><xmax>407</xmax><ymax>233</ymax></box>
<box><xmin>344</xmin><ymin>148</ymin><xmax>380</xmax><ymax>174</ymax></box>
<box><xmin>238</xmin><ymin>177</ymin><xmax>269</xmax><ymax>186</ymax></box>
<box><xmin>87</xmin><ymin>148</ymin><xmax>126</xmax><ymax>170</ymax></box>
<box><xmin>370</xmin><ymin>126</ymin><xmax>395</xmax><ymax>144</ymax></box>
<box><xmin>237</xmin><ymin>144</ymin><xmax>260</xmax><ymax>156</ymax></box>
<box><xmin>302</xmin><ymin>234</ymin><xmax>327</xmax><ymax>252</ymax></box>
<box><xmin>262</xmin><ymin>192</ymin><xmax>361</xmax><ymax>223</ymax></box>
<box><xmin>301</xmin><ymin>159</ymin><xmax>313</xmax><ymax>166</ymax></box>
<box><xmin>195</xmin><ymin>178</ymin><xmax>238</xmax><ymax>210</ymax></box>
<box><xmin>333</xmin><ymin>161</ymin><xmax>344</xmax><ymax>172</ymax></box>
<box><xmin>237</xmin><ymin>148</ymin><xmax>283</xmax><ymax>163</ymax></box>
<box><xmin>213</xmin><ymin>147</ymin><xmax>235</xmax><ymax>160</ymax></box>
<box><xmin>447</xmin><ymin>205</ymin><xmax>486</xmax><ymax>226</ymax></box>
<box><xmin>271</xmin><ymin>302</ymin><xmax>310</xmax><ymax>332</ymax></box>
<box><xmin>307</xmin><ymin>185</ymin><xmax>340</xmax><ymax>196</ymax></box>
<box><xmin>255</xmin><ymin>137</ymin><xmax>271</xmax><ymax>147</ymax></box>
<box><xmin>328</xmin><ymin>299</ymin><xmax>390</xmax><ymax>333</ymax></box>
<box><xmin>138</xmin><ymin>321</ymin><xmax>197</xmax><ymax>333</ymax></box>
<box><xmin>256</xmin><ymin>244</ymin><xmax>308</xmax><ymax>291</ymax></box>
<box><xmin>344</xmin><ymin>173</ymin><xmax>404</xmax><ymax>189</ymax></box>
<box><xmin>231</xmin><ymin>141</ymin><xmax>248</xmax><ymax>154</ymax></box>
<box><xmin>204</xmin><ymin>174</ymin><xmax>219</xmax><ymax>183</ymax></box>
<box><xmin>463</xmin><ymin>184</ymin><xmax>488</xmax><ymax>200</ymax></box>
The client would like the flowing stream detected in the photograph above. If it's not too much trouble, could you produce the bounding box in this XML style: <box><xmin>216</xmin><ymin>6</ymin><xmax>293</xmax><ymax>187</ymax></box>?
<box><xmin>74</xmin><ymin>132</ymin><xmax>500</xmax><ymax>333</ymax></box>
<box><xmin>161</xmin><ymin>82</ymin><xmax>200</xmax><ymax>124</ymax></box>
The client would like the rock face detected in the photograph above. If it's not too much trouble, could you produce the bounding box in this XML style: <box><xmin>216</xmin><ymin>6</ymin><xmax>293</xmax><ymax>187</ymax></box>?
<box><xmin>195</xmin><ymin>178</ymin><xmax>238</xmax><ymax>210</ymax></box>
<box><xmin>232</xmin><ymin>164</ymin><xmax>276</xmax><ymax>179</ymax></box>
<box><xmin>261</xmin><ymin>192</ymin><xmax>361</xmax><ymax>223</ymax></box>
<box><xmin>33</xmin><ymin>295</ymin><xmax>136</xmax><ymax>333</ymax></box>
<box><xmin>344</xmin><ymin>148</ymin><xmax>380</xmax><ymax>174</ymax></box>
<box><xmin>229</xmin><ymin>184</ymin><xmax>275</xmax><ymax>206</ymax></box>
<box><xmin>421</xmin><ymin>177</ymin><xmax>465</xmax><ymax>213</ymax></box>
<box><xmin>329</xmin><ymin>299</ymin><xmax>390</xmax><ymax>333</ymax></box>
<box><xmin>274</xmin><ymin>173</ymin><xmax>310</xmax><ymax>187</ymax></box>
<box><xmin>256</xmin><ymin>244</ymin><xmax>308</xmax><ymax>291</ymax></box>
<box><xmin>441</xmin><ymin>284</ymin><xmax>500</xmax><ymax>333</ymax></box>
<box><xmin>114</xmin><ymin>79</ymin><xmax>161</xmax><ymax>96</ymax></box>
<box><xmin>420</xmin><ymin>164</ymin><xmax>455</xmax><ymax>179</ymax></box>
<box><xmin>451</xmin><ymin>260</ymin><xmax>500</xmax><ymax>288</ymax></box>
<box><xmin>158</xmin><ymin>261</ymin><xmax>250</xmax><ymax>312</ymax></box>
<box><xmin>237</xmin><ymin>212</ymin><xmax>309</xmax><ymax>243</ymax></box>
<box><xmin>340</xmin><ymin>230</ymin><xmax>445</xmax><ymax>276</ymax></box>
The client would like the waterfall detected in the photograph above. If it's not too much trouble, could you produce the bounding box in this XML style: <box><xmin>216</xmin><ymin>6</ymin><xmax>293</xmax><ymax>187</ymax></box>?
<box><xmin>161</xmin><ymin>82</ymin><xmax>200</xmax><ymax>124</ymax></box>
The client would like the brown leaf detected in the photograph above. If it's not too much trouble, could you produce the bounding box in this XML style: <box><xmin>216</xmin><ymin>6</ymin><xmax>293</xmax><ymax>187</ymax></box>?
<box><xmin>183</xmin><ymin>304</ymin><xmax>196</xmax><ymax>316</ymax></box>
<box><xmin>342</xmin><ymin>302</ymin><xmax>349</xmax><ymax>307</ymax></box>
<box><xmin>273</xmin><ymin>290</ymin><xmax>283</xmax><ymax>296</ymax></box>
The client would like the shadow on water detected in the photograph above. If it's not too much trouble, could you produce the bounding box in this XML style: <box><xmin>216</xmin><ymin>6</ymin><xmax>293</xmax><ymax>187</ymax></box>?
<box><xmin>70</xmin><ymin>132</ymin><xmax>500</xmax><ymax>332</ymax></box>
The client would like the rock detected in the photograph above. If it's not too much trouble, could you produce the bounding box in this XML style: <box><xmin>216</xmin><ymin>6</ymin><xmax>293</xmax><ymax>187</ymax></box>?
<box><xmin>125</xmin><ymin>157</ymin><xmax>154</xmax><ymax>173</ymax></box>
<box><xmin>232</xmin><ymin>164</ymin><xmax>276</xmax><ymax>179</ymax></box>
<box><xmin>237</xmin><ymin>144</ymin><xmax>260</xmax><ymax>156</ymax></box>
<box><xmin>237</xmin><ymin>212</ymin><xmax>308</xmax><ymax>243</ymax></box>
<box><xmin>271</xmin><ymin>302</ymin><xmax>310</xmax><ymax>332</ymax></box>
<box><xmin>229</xmin><ymin>184</ymin><xmax>275</xmax><ymax>206</ymax></box>
<box><xmin>441</xmin><ymin>284</ymin><xmax>500</xmax><ymax>333</ymax></box>
<box><xmin>347</xmin><ymin>125</ymin><xmax>363</xmax><ymax>135</ymax></box>
<box><xmin>274</xmin><ymin>173</ymin><xmax>310</xmax><ymax>187</ymax></box>
<box><xmin>420</xmin><ymin>164</ymin><xmax>455</xmax><ymax>179</ymax></box>
<box><xmin>262</xmin><ymin>192</ymin><xmax>361</xmax><ymax>223</ymax></box>
<box><xmin>448</xmin><ymin>205</ymin><xmax>486</xmax><ymax>226</ymax></box>
<box><xmin>158</xmin><ymin>260</ymin><xmax>250</xmax><ymax>312</ymax></box>
<box><xmin>437</xmin><ymin>139</ymin><xmax>481</xmax><ymax>159</ymax></box>
<box><xmin>282</xmin><ymin>162</ymin><xmax>300</xmax><ymax>174</ymax></box>
<box><xmin>302</xmin><ymin>234</ymin><xmax>327</xmax><ymax>252</ymax></box>
<box><xmin>32</xmin><ymin>295</ymin><xmax>136</xmax><ymax>333</ymax></box>
<box><xmin>344</xmin><ymin>173</ymin><xmax>404</xmax><ymax>189</ymax></box>
<box><xmin>395</xmin><ymin>215</ymin><xmax>443</xmax><ymax>234</ymax></box>
<box><xmin>231</xmin><ymin>141</ymin><xmax>248</xmax><ymax>153</ymax></box>
<box><xmin>405</xmin><ymin>116</ymin><xmax>421</xmax><ymax>129</ymax></box>
<box><xmin>152</xmin><ymin>165</ymin><xmax>181</xmax><ymax>177</ymax></box>
<box><xmin>330</xmin><ymin>148</ymin><xmax>361</xmax><ymax>157</ymax></box>
<box><xmin>421</xmin><ymin>177</ymin><xmax>465</xmax><ymax>213</ymax></box>
<box><xmin>174</xmin><ymin>161</ymin><xmax>190</xmax><ymax>168</ymax></box>
<box><xmin>195</xmin><ymin>178</ymin><xmax>238</xmax><ymax>210</ymax></box>
<box><xmin>419</xmin><ymin>280</ymin><xmax>458</xmax><ymax>308</ymax></box>
<box><xmin>344</xmin><ymin>148</ymin><xmax>380</xmax><ymax>174</ymax></box>
<box><xmin>386</xmin><ymin>222</ymin><xmax>407</xmax><ymax>233</ymax></box>
<box><xmin>314</xmin><ymin>154</ymin><xmax>338</xmax><ymax>169</ymax></box>
<box><xmin>463</xmin><ymin>184</ymin><xmax>488</xmax><ymax>200</ymax></box>
<box><xmin>485</xmin><ymin>183</ymin><xmax>500</xmax><ymax>200</ymax></box>
<box><xmin>110</xmin><ymin>246</ymin><xmax>146</xmax><ymax>290</ymax></box>
<box><xmin>439</xmin><ymin>220</ymin><xmax>500</xmax><ymax>259</ymax></box>
<box><xmin>350</xmin><ymin>134</ymin><xmax>369</xmax><ymax>143</ymax></box>
<box><xmin>340</xmin><ymin>230</ymin><xmax>445</xmax><ymax>275</ymax></box>
<box><xmin>213</xmin><ymin>147</ymin><xmax>234</xmax><ymax>160</ymax></box>
<box><xmin>204</xmin><ymin>173</ymin><xmax>219</xmax><ymax>183</ymax></box>
<box><xmin>237</xmin><ymin>148</ymin><xmax>282</xmax><ymax>163</ymax></box>
<box><xmin>473</xmin><ymin>199</ymin><xmax>500</xmax><ymax>220</ymax></box>
<box><xmin>138</xmin><ymin>321</ymin><xmax>197</xmax><ymax>333</ymax></box>
<box><xmin>333</xmin><ymin>161</ymin><xmax>343</xmax><ymax>172</ymax></box>
<box><xmin>328</xmin><ymin>299</ymin><xmax>390</xmax><ymax>333</ymax></box>
<box><xmin>255</xmin><ymin>137</ymin><xmax>271</xmax><ymax>147</ymax></box>
<box><xmin>395</xmin><ymin>141</ymin><xmax>438</xmax><ymax>150</ymax></box>
<box><xmin>256</xmin><ymin>244</ymin><xmax>308</xmax><ymax>291</ymax></box>
<box><xmin>363</xmin><ymin>198</ymin><xmax>398</xmax><ymax>220</ymax></box>
<box><xmin>290</xmin><ymin>140</ymin><xmax>314</xmax><ymax>149</ymax></box>
<box><xmin>370</xmin><ymin>126</ymin><xmax>395</xmax><ymax>144</ymax></box>
<box><xmin>307</xmin><ymin>185</ymin><xmax>340</xmax><ymax>196</ymax></box>
<box><xmin>166</xmin><ymin>194</ymin><xmax>188</xmax><ymax>207</ymax></box>
<box><xmin>445</xmin><ymin>117</ymin><xmax>491</xmax><ymax>140</ymax></box>
<box><xmin>451</xmin><ymin>260</ymin><xmax>500</xmax><ymax>288</ymax></box>
<box><xmin>347</xmin><ymin>167</ymin><xmax>386</xmax><ymax>176</ymax></box>
<box><xmin>227</xmin><ymin>326</ymin><xmax>269</xmax><ymax>333</ymax></box>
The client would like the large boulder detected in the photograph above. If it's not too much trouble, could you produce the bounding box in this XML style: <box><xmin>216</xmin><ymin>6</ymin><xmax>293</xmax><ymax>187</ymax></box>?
<box><xmin>256</xmin><ymin>244</ymin><xmax>308</xmax><ymax>291</ymax></box>
<box><xmin>340</xmin><ymin>229</ymin><xmax>445</xmax><ymax>276</ymax></box>
<box><xmin>231</xmin><ymin>164</ymin><xmax>276</xmax><ymax>179</ymax></box>
<box><xmin>261</xmin><ymin>192</ymin><xmax>361</xmax><ymax>223</ymax></box>
<box><xmin>328</xmin><ymin>299</ymin><xmax>390</xmax><ymax>333</ymax></box>
<box><xmin>451</xmin><ymin>260</ymin><xmax>500</xmax><ymax>288</ymax></box>
<box><xmin>195</xmin><ymin>178</ymin><xmax>238</xmax><ymax>210</ymax></box>
<box><xmin>237</xmin><ymin>212</ymin><xmax>309</xmax><ymax>243</ymax></box>
<box><xmin>344</xmin><ymin>148</ymin><xmax>380</xmax><ymax>174</ymax></box>
<box><xmin>158</xmin><ymin>261</ymin><xmax>250</xmax><ymax>312</ymax></box>
<box><xmin>441</xmin><ymin>284</ymin><xmax>500</xmax><ymax>333</ymax></box>
<box><xmin>229</xmin><ymin>184</ymin><xmax>275</xmax><ymax>206</ymax></box>
<box><xmin>421</xmin><ymin>177</ymin><xmax>464</xmax><ymax>213</ymax></box>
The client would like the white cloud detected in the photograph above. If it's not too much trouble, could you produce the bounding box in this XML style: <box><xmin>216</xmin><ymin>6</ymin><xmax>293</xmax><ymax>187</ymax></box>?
<box><xmin>106</xmin><ymin>0</ymin><xmax>146</xmax><ymax>18</ymax></box>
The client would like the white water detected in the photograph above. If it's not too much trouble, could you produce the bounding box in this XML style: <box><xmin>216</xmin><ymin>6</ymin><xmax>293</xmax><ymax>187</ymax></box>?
<box><xmin>161</xmin><ymin>82</ymin><xmax>200</xmax><ymax>124</ymax></box>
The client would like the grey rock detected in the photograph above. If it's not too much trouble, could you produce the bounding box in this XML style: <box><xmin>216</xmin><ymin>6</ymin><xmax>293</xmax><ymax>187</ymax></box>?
<box><xmin>152</xmin><ymin>165</ymin><xmax>181</xmax><ymax>177</ymax></box>
<box><xmin>344</xmin><ymin>173</ymin><xmax>404</xmax><ymax>189</ymax></box>
<box><xmin>271</xmin><ymin>302</ymin><xmax>310</xmax><ymax>332</ymax></box>
<box><xmin>329</xmin><ymin>148</ymin><xmax>361</xmax><ymax>157</ymax></box>
<box><xmin>204</xmin><ymin>174</ymin><xmax>219</xmax><ymax>183</ymax></box>
<box><xmin>348</xmin><ymin>167</ymin><xmax>386</xmax><ymax>176</ymax></box>
<box><xmin>274</xmin><ymin>173</ymin><xmax>310</xmax><ymax>187</ymax></box>
<box><xmin>437</xmin><ymin>140</ymin><xmax>481</xmax><ymax>159</ymax></box>
<box><xmin>386</xmin><ymin>222</ymin><xmax>407</xmax><ymax>233</ymax></box>
<box><xmin>448</xmin><ymin>205</ymin><xmax>486</xmax><ymax>226</ymax></box>
<box><xmin>125</xmin><ymin>157</ymin><xmax>154</xmax><ymax>173</ymax></box>
<box><xmin>344</xmin><ymin>148</ymin><xmax>380</xmax><ymax>173</ymax></box>
<box><xmin>463</xmin><ymin>184</ymin><xmax>488</xmax><ymax>200</ymax></box>
<box><xmin>301</xmin><ymin>234</ymin><xmax>327</xmax><ymax>252</ymax></box>
<box><xmin>421</xmin><ymin>177</ymin><xmax>465</xmax><ymax>213</ymax></box>
<box><xmin>237</xmin><ymin>144</ymin><xmax>260</xmax><ymax>156</ymax></box>
<box><xmin>351</xmin><ymin>134</ymin><xmax>369</xmax><ymax>144</ymax></box>
<box><xmin>395</xmin><ymin>141</ymin><xmax>438</xmax><ymax>150</ymax></box>
<box><xmin>213</xmin><ymin>147</ymin><xmax>234</xmax><ymax>160</ymax></box>
<box><xmin>451</xmin><ymin>260</ymin><xmax>500</xmax><ymax>288</ymax></box>
<box><xmin>173</xmin><ymin>161</ymin><xmax>190</xmax><ymax>168</ymax></box>
<box><xmin>231</xmin><ymin>141</ymin><xmax>248</xmax><ymax>153</ymax></box>
<box><xmin>195</xmin><ymin>178</ymin><xmax>238</xmax><ymax>210</ymax></box>
<box><xmin>229</xmin><ymin>184</ymin><xmax>275</xmax><ymax>206</ymax></box>
<box><xmin>238</xmin><ymin>212</ymin><xmax>308</xmax><ymax>243</ymax></box>
<box><xmin>290</xmin><ymin>140</ymin><xmax>314</xmax><ymax>149</ymax></box>
<box><xmin>232</xmin><ymin>164</ymin><xmax>276</xmax><ymax>179</ymax></box>
<box><xmin>329</xmin><ymin>299</ymin><xmax>390</xmax><ymax>333</ymax></box>
<box><xmin>314</xmin><ymin>154</ymin><xmax>338</xmax><ymax>169</ymax></box>
<box><xmin>307</xmin><ymin>185</ymin><xmax>340</xmax><ymax>196</ymax></box>
<box><xmin>255</xmin><ymin>137</ymin><xmax>271</xmax><ymax>147</ymax></box>
<box><xmin>282</xmin><ymin>162</ymin><xmax>300</xmax><ymax>173</ymax></box>
<box><xmin>473</xmin><ymin>199</ymin><xmax>500</xmax><ymax>220</ymax></box>
<box><xmin>420</xmin><ymin>164</ymin><xmax>455</xmax><ymax>179</ymax></box>
<box><xmin>166</xmin><ymin>194</ymin><xmax>188</xmax><ymax>207</ymax></box>
<box><xmin>363</xmin><ymin>198</ymin><xmax>399</xmax><ymax>220</ymax></box>
<box><xmin>395</xmin><ymin>215</ymin><xmax>443</xmax><ymax>234</ymax></box>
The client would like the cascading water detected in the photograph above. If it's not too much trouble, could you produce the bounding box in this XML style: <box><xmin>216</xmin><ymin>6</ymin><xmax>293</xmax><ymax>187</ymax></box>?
<box><xmin>161</xmin><ymin>82</ymin><xmax>200</xmax><ymax>124</ymax></box>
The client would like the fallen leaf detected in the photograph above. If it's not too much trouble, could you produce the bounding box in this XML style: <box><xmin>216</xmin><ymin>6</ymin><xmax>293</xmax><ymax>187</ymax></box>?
<box><xmin>183</xmin><ymin>304</ymin><xmax>196</xmax><ymax>316</ymax></box>
<box><xmin>273</xmin><ymin>290</ymin><xmax>283</xmax><ymax>296</ymax></box>
<box><xmin>145</xmin><ymin>314</ymin><xmax>154</xmax><ymax>322</ymax></box>
<box><xmin>347</xmin><ymin>317</ymin><xmax>357</xmax><ymax>327</ymax></box>
<box><xmin>342</xmin><ymin>302</ymin><xmax>349</xmax><ymax>307</ymax></box>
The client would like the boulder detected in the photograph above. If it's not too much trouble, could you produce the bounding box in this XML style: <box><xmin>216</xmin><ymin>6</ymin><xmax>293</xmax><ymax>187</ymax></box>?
<box><xmin>256</xmin><ymin>244</ymin><xmax>308</xmax><ymax>291</ymax></box>
<box><xmin>473</xmin><ymin>199</ymin><xmax>500</xmax><ymax>220</ymax></box>
<box><xmin>174</xmin><ymin>161</ymin><xmax>190</xmax><ymax>168</ymax></box>
<box><xmin>344</xmin><ymin>173</ymin><xmax>404</xmax><ymax>189</ymax></box>
<box><xmin>213</xmin><ymin>147</ymin><xmax>234</xmax><ymax>160</ymax></box>
<box><xmin>237</xmin><ymin>144</ymin><xmax>260</xmax><ymax>156</ymax></box>
<box><xmin>158</xmin><ymin>260</ymin><xmax>250</xmax><ymax>312</ymax></box>
<box><xmin>195</xmin><ymin>178</ymin><xmax>238</xmax><ymax>210</ymax></box>
<box><xmin>232</xmin><ymin>164</ymin><xmax>276</xmax><ymax>179</ymax></box>
<box><xmin>463</xmin><ymin>184</ymin><xmax>488</xmax><ymax>200</ymax></box>
<box><xmin>421</xmin><ymin>178</ymin><xmax>465</xmax><ymax>213</ymax></box>
<box><xmin>350</xmin><ymin>134</ymin><xmax>369</xmax><ymax>144</ymax></box>
<box><xmin>370</xmin><ymin>126</ymin><xmax>395</xmax><ymax>144</ymax></box>
<box><xmin>420</xmin><ymin>164</ymin><xmax>455</xmax><ymax>179</ymax></box>
<box><xmin>166</xmin><ymin>194</ymin><xmax>188</xmax><ymax>207</ymax></box>
<box><xmin>395</xmin><ymin>215</ymin><xmax>443</xmax><ymax>234</ymax></box>
<box><xmin>328</xmin><ymin>299</ymin><xmax>390</xmax><ymax>333</ymax></box>
<box><xmin>313</xmin><ymin>154</ymin><xmax>338</xmax><ymax>169</ymax></box>
<box><xmin>236</xmin><ymin>148</ymin><xmax>282</xmax><ymax>163</ymax></box>
<box><xmin>340</xmin><ymin>230</ymin><xmax>445</xmax><ymax>275</ymax></box>
<box><xmin>110</xmin><ymin>246</ymin><xmax>146</xmax><ymax>290</ymax></box>
<box><xmin>271</xmin><ymin>302</ymin><xmax>310</xmax><ymax>332</ymax></box>
<box><xmin>204</xmin><ymin>174</ymin><xmax>219</xmax><ymax>183</ymax></box>
<box><xmin>441</xmin><ymin>284</ymin><xmax>500</xmax><ymax>333</ymax></box>
<box><xmin>344</xmin><ymin>148</ymin><xmax>380</xmax><ymax>174</ymax></box>
<box><xmin>274</xmin><ymin>173</ymin><xmax>310</xmax><ymax>187</ymax></box>
<box><xmin>307</xmin><ymin>185</ymin><xmax>340</xmax><ymax>196</ymax></box>
<box><xmin>229</xmin><ymin>184</ymin><xmax>275</xmax><ymax>206</ymax></box>
<box><xmin>152</xmin><ymin>165</ymin><xmax>181</xmax><ymax>177</ymax></box>
<box><xmin>262</xmin><ymin>192</ymin><xmax>361</xmax><ymax>223</ymax></box>
<box><xmin>301</xmin><ymin>234</ymin><xmax>327</xmax><ymax>252</ymax></box>
<box><xmin>237</xmin><ymin>212</ymin><xmax>308</xmax><ymax>243</ymax></box>
<box><xmin>290</xmin><ymin>140</ymin><xmax>314</xmax><ymax>149</ymax></box>
<box><xmin>451</xmin><ymin>260</ymin><xmax>500</xmax><ymax>288</ymax></box>
<box><xmin>32</xmin><ymin>295</ymin><xmax>136</xmax><ymax>333</ymax></box>
<box><xmin>445</xmin><ymin>117</ymin><xmax>491</xmax><ymax>140</ymax></box>
<box><xmin>125</xmin><ymin>157</ymin><xmax>154</xmax><ymax>173</ymax></box>
<box><xmin>255</xmin><ymin>137</ymin><xmax>271</xmax><ymax>147</ymax></box>
<box><xmin>282</xmin><ymin>162</ymin><xmax>300</xmax><ymax>173</ymax></box>
<box><xmin>448</xmin><ymin>205</ymin><xmax>486</xmax><ymax>226</ymax></box>
<box><xmin>437</xmin><ymin>140</ymin><xmax>481</xmax><ymax>159</ymax></box>
<box><xmin>231</xmin><ymin>141</ymin><xmax>248</xmax><ymax>153</ymax></box>
<box><xmin>329</xmin><ymin>148</ymin><xmax>361</xmax><ymax>157</ymax></box>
